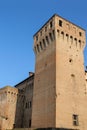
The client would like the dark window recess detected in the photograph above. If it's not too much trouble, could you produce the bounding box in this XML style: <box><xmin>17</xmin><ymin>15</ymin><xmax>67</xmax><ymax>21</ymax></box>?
<box><xmin>43</xmin><ymin>39</ymin><xmax>46</xmax><ymax>48</ymax></box>
<box><xmin>70</xmin><ymin>36</ymin><xmax>73</xmax><ymax>39</ymax></box>
<box><xmin>13</xmin><ymin>124</ymin><xmax>15</xmax><ymax>128</ymax></box>
<box><xmin>59</xmin><ymin>20</ymin><xmax>62</xmax><ymax>27</ymax></box>
<box><xmin>45</xmin><ymin>26</ymin><xmax>47</xmax><ymax>31</ymax></box>
<box><xmin>49</xmin><ymin>33</ymin><xmax>53</xmax><ymax>41</ymax></box>
<box><xmin>73</xmin><ymin>114</ymin><xmax>79</xmax><ymax>126</ymax></box>
<box><xmin>79</xmin><ymin>40</ymin><xmax>81</xmax><ymax>43</ymax></box>
<box><xmin>29</xmin><ymin>119</ymin><xmax>31</xmax><ymax>127</ymax></box>
<box><xmin>26</xmin><ymin>102</ymin><xmax>27</xmax><ymax>108</ymax></box>
<box><xmin>37</xmin><ymin>44</ymin><xmax>40</xmax><ymax>52</ymax></box>
<box><xmin>71</xmin><ymin>74</ymin><xmax>75</xmax><ymax>77</ymax></box>
<box><xmin>79</xmin><ymin>32</ymin><xmax>82</xmax><ymax>36</ymax></box>
<box><xmin>40</xmin><ymin>42</ymin><xmax>43</xmax><ymax>50</ymax></box>
<box><xmin>46</xmin><ymin>36</ymin><xmax>49</xmax><ymax>44</ymax></box>
<box><xmin>50</xmin><ymin>21</ymin><xmax>53</xmax><ymax>28</ymax></box>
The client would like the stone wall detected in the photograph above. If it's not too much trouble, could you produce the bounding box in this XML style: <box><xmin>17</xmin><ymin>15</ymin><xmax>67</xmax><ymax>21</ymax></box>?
<box><xmin>32</xmin><ymin>14</ymin><xmax>87</xmax><ymax>130</ymax></box>
<box><xmin>15</xmin><ymin>74</ymin><xmax>34</xmax><ymax>128</ymax></box>
<box><xmin>0</xmin><ymin>86</ymin><xmax>18</xmax><ymax>130</ymax></box>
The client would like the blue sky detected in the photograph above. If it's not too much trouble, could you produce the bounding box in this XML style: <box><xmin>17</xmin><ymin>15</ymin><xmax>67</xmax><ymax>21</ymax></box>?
<box><xmin>0</xmin><ymin>0</ymin><xmax>87</xmax><ymax>87</ymax></box>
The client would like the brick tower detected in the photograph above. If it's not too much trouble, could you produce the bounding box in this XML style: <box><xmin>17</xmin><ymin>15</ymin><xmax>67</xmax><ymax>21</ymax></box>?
<box><xmin>32</xmin><ymin>14</ymin><xmax>87</xmax><ymax>130</ymax></box>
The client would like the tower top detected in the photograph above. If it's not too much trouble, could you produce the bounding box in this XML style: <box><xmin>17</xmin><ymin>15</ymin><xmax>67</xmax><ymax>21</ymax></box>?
<box><xmin>33</xmin><ymin>14</ymin><xmax>85</xmax><ymax>37</ymax></box>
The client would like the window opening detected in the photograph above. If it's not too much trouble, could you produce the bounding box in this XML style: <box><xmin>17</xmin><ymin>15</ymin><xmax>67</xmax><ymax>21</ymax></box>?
<box><xmin>79</xmin><ymin>32</ymin><xmax>82</xmax><ymax>36</ymax></box>
<box><xmin>40</xmin><ymin>42</ymin><xmax>43</xmax><ymax>50</ymax></box>
<box><xmin>43</xmin><ymin>39</ymin><xmax>46</xmax><ymax>48</ymax></box>
<box><xmin>37</xmin><ymin>44</ymin><xmax>40</xmax><ymax>52</ymax></box>
<box><xmin>59</xmin><ymin>20</ymin><xmax>62</xmax><ymax>27</ymax></box>
<box><xmin>50</xmin><ymin>21</ymin><xmax>53</xmax><ymax>28</ymax></box>
<box><xmin>49</xmin><ymin>33</ymin><xmax>53</xmax><ymax>41</ymax></box>
<box><xmin>73</xmin><ymin>114</ymin><xmax>79</xmax><ymax>126</ymax></box>
<box><xmin>46</xmin><ymin>36</ymin><xmax>49</xmax><ymax>45</ymax></box>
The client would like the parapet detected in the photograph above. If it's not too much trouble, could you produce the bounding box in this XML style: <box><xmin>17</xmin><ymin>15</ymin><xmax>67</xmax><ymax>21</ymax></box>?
<box><xmin>33</xmin><ymin>14</ymin><xmax>86</xmax><ymax>55</ymax></box>
<box><xmin>0</xmin><ymin>86</ymin><xmax>18</xmax><ymax>95</ymax></box>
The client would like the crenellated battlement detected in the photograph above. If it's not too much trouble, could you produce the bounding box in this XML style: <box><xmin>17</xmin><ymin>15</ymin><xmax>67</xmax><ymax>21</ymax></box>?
<box><xmin>56</xmin><ymin>29</ymin><xmax>85</xmax><ymax>49</ymax></box>
<box><xmin>33</xmin><ymin>14</ymin><xmax>85</xmax><ymax>55</ymax></box>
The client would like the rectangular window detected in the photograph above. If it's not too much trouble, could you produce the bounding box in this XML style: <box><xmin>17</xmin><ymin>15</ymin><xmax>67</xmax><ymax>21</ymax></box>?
<box><xmin>26</xmin><ymin>102</ymin><xmax>27</xmax><ymax>108</ymax></box>
<box><xmin>50</xmin><ymin>21</ymin><xmax>53</xmax><ymax>28</ymax></box>
<box><xmin>79</xmin><ymin>32</ymin><xmax>82</xmax><ymax>36</ymax></box>
<box><xmin>59</xmin><ymin>20</ymin><xmax>62</xmax><ymax>27</ymax></box>
<box><xmin>45</xmin><ymin>26</ymin><xmax>47</xmax><ymax>32</ymax></box>
<box><xmin>29</xmin><ymin>119</ymin><xmax>31</xmax><ymax>127</ymax></box>
<box><xmin>73</xmin><ymin>114</ymin><xmax>79</xmax><ymax>126</ymax></box>
<box><xmin>36</xmin><ymin>35</ymin><xmax>38</xmax><ymax>41</ymax></box>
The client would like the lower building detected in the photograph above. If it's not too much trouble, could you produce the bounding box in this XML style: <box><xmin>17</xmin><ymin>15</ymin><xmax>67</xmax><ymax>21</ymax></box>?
<box><xmin>14</xmin><ymin>72</ymin><xmax>34</xmax><ymax>128</ymax></box>
<box><xmin>0</xmin><ymin>86</ymin><xmax>18</xmax><ymax>130</ymax></box>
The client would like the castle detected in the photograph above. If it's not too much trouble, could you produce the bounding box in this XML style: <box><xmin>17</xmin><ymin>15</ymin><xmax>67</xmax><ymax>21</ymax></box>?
<box><xmin>0</xmin><ymin>14</ymin><xmax>87</xmax><ymax>130</ymax></box>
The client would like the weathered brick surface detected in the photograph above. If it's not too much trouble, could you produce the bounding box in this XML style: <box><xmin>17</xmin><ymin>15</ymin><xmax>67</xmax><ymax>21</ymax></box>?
<box><xmin>0</xmin><ymin>86</ymin><xmax>18</xmax><ymax>130</ymax></box>
<box><xmin>32</xmin><ymin>14</ymin><xmax>87</xmax><ymax>129</ymax></box>
<box><xmin>14</xmin><ymin>74</ymin><xmax>34</xmax><ymax>128</ymax></box>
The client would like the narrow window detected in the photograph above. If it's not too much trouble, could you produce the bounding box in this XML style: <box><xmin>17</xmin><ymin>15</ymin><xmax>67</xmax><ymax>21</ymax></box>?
<box><xmin>49</xmin><ymin>33</ymin><xmax>53</xmax><ymax>41</ymax></box>
<box><xmin>40</xmin><ymin>42</ymin><xmax>43</xmax><ymax>50</ymax></box>
<box><xmin>29</xmin><ymin>120</ymin><xmax>31</xmax><ymax>127</ymax></box>
<box><xmin>79</xmin><ymin>32</ymin><xmax>82</xmax><ymax>36</ymax></box>
<box><xmin>13</xmin><ymin>124</ymin><xmax>15</xmax><ymax>128</ymax></box>
<box><xmin>50</xmin><ymin>21</ymin><xmax>53</xmax><ymax>28</ymax></box>
<box><xmin>59</xmin><ymin>20</ymin><xmax>62</xmax><ymax>27</ymax></box>
<box><xmin>37</xmin><ymin>44</ymin><xmax>40</xmax><ymax>52</ymax></box>
<box><xmin>45</xmin><ymin>26</ymin><xmax>47</xmax><ymax>32</ymax></box>
<box><xmin>46</xmin><ymin>36</ymin><xmax>49</xmax><ymax>45</ymax></box>
<box><xmin>26</xmin><ymin>102</ymin><xmax>27</xmax><ymax>108</ymax></box>
<box><xmin>73</xmin><ymin>114</ymin><xmax>79</xmax><ymax>126</ymax></box>
<box><xmin>43</xmin><ymin>39</ymin><xmax>46</xmax><ymax>48</ymax></box>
